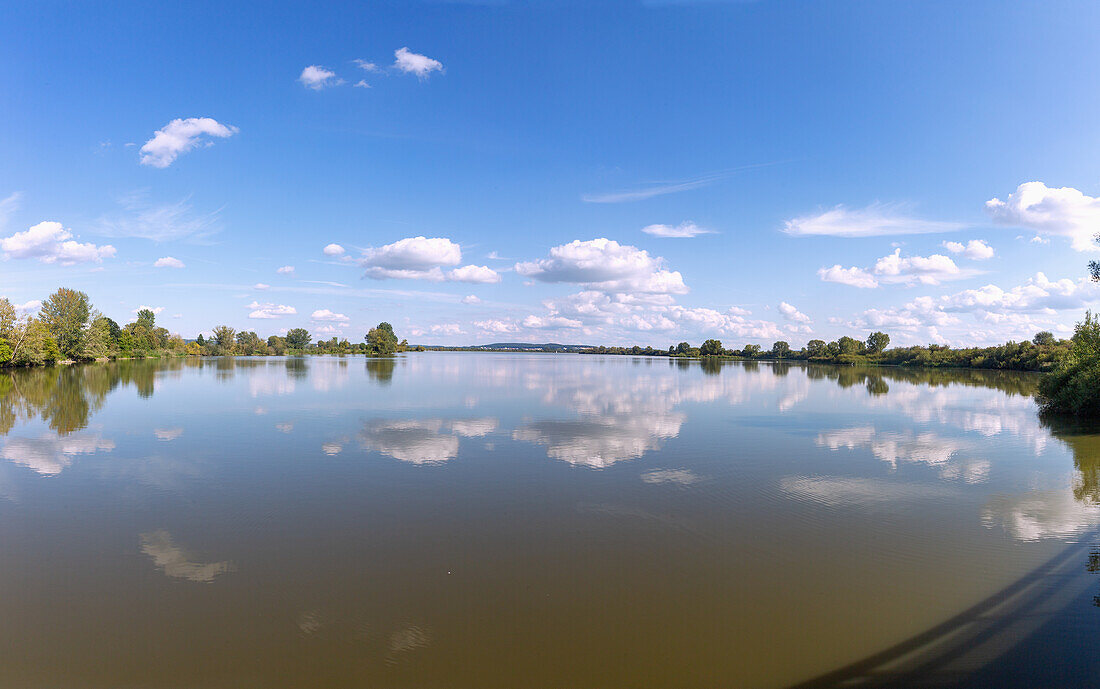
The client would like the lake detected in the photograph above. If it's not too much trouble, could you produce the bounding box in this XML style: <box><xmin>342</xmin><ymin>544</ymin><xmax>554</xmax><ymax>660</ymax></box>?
<box><xmin>2</xmin><ymin>353</ymin><xmax>1099</xmax><ymax>688</ymax></box>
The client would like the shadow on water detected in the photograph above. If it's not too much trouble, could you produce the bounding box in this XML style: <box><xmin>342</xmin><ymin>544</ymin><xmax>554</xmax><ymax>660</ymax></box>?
<box><xmin>784</xmin><ymin>413</ymin><xmax>1100</xmax><ymax>689</ymax></box>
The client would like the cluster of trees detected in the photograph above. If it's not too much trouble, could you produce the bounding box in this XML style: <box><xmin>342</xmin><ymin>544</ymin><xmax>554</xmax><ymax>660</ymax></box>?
<box><xmin>584</xmin><ymin>330</ymin><xmax>1073</xmax><ymax>373</ymax></box>
<box><xmin>1</xmin><ymin>288</ymin><xmax>186</xmax><ymax>367</ymax></box>
<box><xmin>0</xmin><ymin>288</ymin><xmax>406</xmax><ymax>368</ymax></box>
<box><xmin>1039</xmin><ymin>240</ymin><xmax>1100</xmax><ymax>416</ymax></box>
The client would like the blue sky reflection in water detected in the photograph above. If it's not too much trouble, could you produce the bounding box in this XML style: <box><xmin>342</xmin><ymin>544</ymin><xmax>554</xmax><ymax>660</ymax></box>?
<box><xmin>1</xmin><ymin>353</ymin><xmax>1099</xmax><ymax>687</ymax></box>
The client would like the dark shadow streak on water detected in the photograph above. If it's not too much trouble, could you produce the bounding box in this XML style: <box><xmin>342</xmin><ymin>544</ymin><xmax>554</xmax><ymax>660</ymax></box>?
<box><xmin>785</xmin><ymin>535</ymin><xmax>1100</xmax><ymax>688</ymax></box>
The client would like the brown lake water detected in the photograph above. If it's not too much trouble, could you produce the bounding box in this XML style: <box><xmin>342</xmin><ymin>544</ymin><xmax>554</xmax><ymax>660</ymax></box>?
<box><xmin>1</xmin><ymin>353</ymin><xmax>1099</xmax><ymax>688</ymax></box>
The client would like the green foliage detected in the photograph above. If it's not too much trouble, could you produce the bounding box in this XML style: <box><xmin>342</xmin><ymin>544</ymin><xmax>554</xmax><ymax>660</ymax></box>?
<box><xmin>866</xmin><ymin>331</ymin><xmax>890</xmax><ymax>354</ymax></box>
<box><xmin>771</xmin><ymin>341</ymin><xmax>791</xmax><ymax>358</ymax></box>
<box><xmin>0</xmin><ymin>338</ymin><xmax>11</xmax><ymax>364</ymax></box>
<box><xmin>212</xmin><ymin>326</ymin><xmax>237</xmax><ymax>355</ymax></box>
<box><xmin>700</xmin><ymin>339</ymin><xmax>724</xmax><ymax>356</ymax></box>
<box><xmin>40</xmin><ymin>288</ymin><xmax>91</xmax><ymax>359</ymax></box>
<box><xmin>742</xmin><ymin>343</ymin><xmax>761</xmax><ymax>358</ymax></box>
<box><xmin>286</xmin><ymin>328</ymin><xmax>311</xmax><ymax>350</ymax></box>
<box><xmin>1032</xmin><ymin>331</ymin><xmax>1056</xmax><ymax>347</ymax></box>
<box><xmin>1037</xmin><ymin>312</ymin><xmax>1100</xmax><ymax>417</ymax></box>
<box><xmin>366</xmin><ymin>322</ymin><xmax>399</xmax><ymax>355</ymax></box>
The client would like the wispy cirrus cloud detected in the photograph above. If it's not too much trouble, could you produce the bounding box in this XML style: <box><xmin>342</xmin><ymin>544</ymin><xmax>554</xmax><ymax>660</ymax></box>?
<box><xmin>96</xmin><ymin>193</ymin><xmax>221</xmax><ymax>243</ymax></box>
<box><xmin>785</xmin><ymin>202</ymin><xmax>964</xmax><ymax>237</ymax></box>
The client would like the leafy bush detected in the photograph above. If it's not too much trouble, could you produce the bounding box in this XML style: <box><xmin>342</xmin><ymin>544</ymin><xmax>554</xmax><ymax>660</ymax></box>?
<box><xmin>1038</xmin><ymin>312</ymin><xmax>1100</xmax><ymax>416</ymax></box>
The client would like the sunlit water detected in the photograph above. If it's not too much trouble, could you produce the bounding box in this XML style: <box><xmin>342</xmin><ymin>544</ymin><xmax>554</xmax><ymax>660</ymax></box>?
<box><xmin>2</xmin><ymin>354</ymin><xmax>1099</xmax><ymax>688</ymax></box>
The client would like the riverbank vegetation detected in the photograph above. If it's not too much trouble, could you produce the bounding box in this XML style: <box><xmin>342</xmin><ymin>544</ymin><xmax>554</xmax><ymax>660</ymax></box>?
<box><xmin>0</xmin><ymin>288</ymin><xmax>404</xmax><ymax>367</ymax></box>
<box><xmin>583</xmin><ymin>330</ymin><xmax>1072</xmax><ymax>372</ymax></box>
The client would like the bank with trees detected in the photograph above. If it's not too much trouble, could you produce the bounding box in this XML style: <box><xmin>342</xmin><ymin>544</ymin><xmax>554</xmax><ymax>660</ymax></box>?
<box><xmin>0</xmin><ymin>288</ymin><xmax>405</xmax><ymax>367</ymax></box>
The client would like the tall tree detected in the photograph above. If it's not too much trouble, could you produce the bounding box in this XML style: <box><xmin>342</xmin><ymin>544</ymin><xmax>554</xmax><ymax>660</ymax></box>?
<box><xmin>212</xmin><ymin>325</ymin><xmax>237</xmax><ymax>354</ymax></box>
<box><xmin>40</xmin><ymin>288</ymin><xmax>91</xmax><ymax>359</ymax></box>
<box><xmin>866</xmin><ymin>331</ymin><xmax>890</xmax><ymax>354</ymax></box>
<box><xmin>366</xmin><ymin>322</ymin><xmax>399</xmax><ymax>355</ymax></box>
<box><xmin>286</xmin><ymin>328</ymin><xmax>311</xmax><ymax>350</ymax></box>
<box><xmin>771</xmin><ymin>341</ymin><xmax>791</xmax><ymax>358</ymax></box>
<box><xmin>136</xmin><ymin>308</ymin><xmax>156</xmax><ymax>330</ymax></box>
<box><xmin>700</xmin><ymin>339</ymin><xmax>724</xmax><ymax>356</ymax></box>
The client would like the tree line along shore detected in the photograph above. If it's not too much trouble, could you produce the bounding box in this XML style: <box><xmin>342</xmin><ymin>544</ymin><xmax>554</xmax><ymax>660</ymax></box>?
<box><xmin>2</xmin><ymin>282</ymin><xmax>1098</xmax><ymax>416</ymax></box>
<box><xmin>0</xmin><ymin>288</ymin><xmax>407</xmax><ymax>365</ymax></box>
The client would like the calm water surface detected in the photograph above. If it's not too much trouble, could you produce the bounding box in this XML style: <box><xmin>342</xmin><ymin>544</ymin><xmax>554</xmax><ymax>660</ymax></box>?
<box><xmin>2</xmin><ymin>353</ymin><xmax>1099</xmax><ymax>688</ymax></box>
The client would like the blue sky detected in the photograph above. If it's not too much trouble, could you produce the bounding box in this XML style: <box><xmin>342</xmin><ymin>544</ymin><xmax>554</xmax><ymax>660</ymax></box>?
<box><xmin>2</xmin><ymin>0</ymin><xmax>1100</xmax><ymax>346</ymax></box>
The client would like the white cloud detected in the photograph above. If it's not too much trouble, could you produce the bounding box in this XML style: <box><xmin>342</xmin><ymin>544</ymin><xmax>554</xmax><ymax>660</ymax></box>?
<box><xmin>311</xmin><ymin>309</ymin><xmax>349</xmax><ymax>323</ymax></box>
<box><xmin>354</xmin><ymin>80</ymin><xmax>371</xmax><ymax>89</ymax></box>
<box><xmin>1</xmin><ymin>433</ymin><xmax>114</xmax><ymax>475</ymax></box>
<box><xmin>778</xmin><ymin>301</ymin><xmax>811</xmax><ymax>324</ymax></box>
<box><xmin>323</xmin><ymin>243</ymin><xmax>346</xmax><ymax>256</ymax></box>
<box><xmin>354</xmin><ymin>59</ymin><xmax>380</xmax><ymax>72</ymax></box>
<box><xmin>393</xmin><ymin>47</ymin><xmax>443</xmax><ymax>78</ymax></box>
<box><xmin>942</xmin><ymin>239</ymin><xmax>995</xmax><ymax>260</ymax></box>
<box><xmin>133</xmin><ymin>305</ymin><xmax>165</xmax><ymax>315</ymax></box>
<box><xmin>315</xmin><ymin>324</ymin><xmax>342</xmax><ymax>336</ymax></box>
<box><xmin>986</xmin><ymin>182</ymin><xmax>1100</xmax><ymax>252</ymax></box>
<box><xmin>253</xmin><ymin>283</ymin><xmax>270</xmax><ymax>290</ymax></box>
<box><xmin>154</xmin><ymin>256</ymin><xmax>185</xmax><ymax>269</ymax></box>
<box><xmin>938</xmin><ymin>272</ymin><xmax>1099</xmax><ymax>314</ymax></box>
<box><xmin>13</xmin><ymin>300</ymin><xmax>41</xmax><ymax>315</ymax></box>
<box><xmin>523</xmin><ymin>315</ymin><xmax>584</xmax><ymax>329</ymax></box>
<box><xmin>299</xmin><ymin>65</ymin><xmax>342</xmax><ymax>90</ymax></box>
<box><xmin>473</xmin><ymin>319</ymin><xmax>520</xmax><ymax>335</ymax></box>
<box><xmin>785</xmin><ymin>203</ymin><xmax>963</xmax><ymax>237</ymax></box>
<box><xmin>359</xmin><ymin>236</ymin><xmax>461</xmax><ymax>280</ymax></box>
<box><xmin>1030</xmin><ymin>235</ymin><xmax>1050</xmax><ymax>245</ymax></box>
<box><xmin>0</xmin><ymin>191</ymin><xmax>21</xmax><ymax>228</ymax></box>
<box><xmin>96</xmin><ymin>193</ymin><xmax>221</xmax><ymax>242</ymax></box>
<box><xmin>139</xmin><ymin>117</ymin><xmax>238</xmax><ymax>168</ymax></box>
<box><xmin>820</xmin><ymin>249</ymin><xmax>976</xmax><ymax>289</ymax></box>
<box><xmin>446</xmin><ymin>264</ymin><xmax>501</xmax><ymax>283</ymax></box>
<box><xmin>1</xmin><ymin>221</ymin><xmax>116</xmax><ymax>265</ymax></box>
<box><xmin>247</xmin><ymin>301</ymin><xmax>297</xmax><ymax>319</ymax></box>
<box><xmin>461</xmin><ymin>295</ymin><xmax>481</xmax><ymax>304</ymax></box>
<box><xmin>515</xmin><ymin>238</ymin><xmax>688</xmax><ymax>295</ymax></box>
<box><xmin>582</xmin><ymin>170</ymin><xmax>730</xmax><ymax>203</ymax></box>
<box><xmin>276</xmin><ymin>265</ymin><xmax>295</xmax><ymax>275</ymax></box>
<box><xmin>818</xmin><ymin>264</ymin><xmax>879</xmax><ymax>288</ymax></box>
<box><xmin>641</xmin><ymin>221</ymin><xmax>713</xmax><ymax>238</ymax></box>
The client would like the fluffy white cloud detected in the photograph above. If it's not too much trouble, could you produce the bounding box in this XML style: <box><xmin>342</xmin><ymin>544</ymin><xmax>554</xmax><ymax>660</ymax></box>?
<box><xmin>820</xmin><ymin>249</ymin><xmax>976</xmax><ymax>289</ymax></box>
<box><xmin>276</xmin><ymin>265</ymin><xmax>295</xmax><ymax>275</ymax></box>
<box><xmin>132</xmin><ymin>305</ymin><xmax>165</xmax><ymax>315</ymax></box>
<box><xmin>1</xmin><ymin>221</ymin><xmax>116</xmax><ymax>265</ymax></box>
<box><xmin>446</xmin><ymin>264</ymin><xmax>501</xmax><ymax>283</ymax></box>
<box><xmin>818</xmin><ymin>264</ymin><xmax>879</xmax><ymax>288</ymax></box>
<box><xmin>139</xmin><ymin>117</ymin><xmax>238</xmax><ymax>168</ymax></box>
<box><xmin>785</xmin><ymin>203</ymin><xmax>963</xmax><ymax>237</ymax></box>
<box><xmin>778</xmin><ymin>301</ymin><xmax>811</xmax><ymax>324</ymax></box>
<box><xmin>938</xmin><ymin>272</ymin><xmax>1099</xmax><ymax>314</ymax></box>
<box><xmin>393</xmin><ymin>47</ymin><xmax>443</xmax><ymax>78</ymax></box>
<box><xmin>247</xmin><ymin>301</ymin><xmax>297</xmax><ymax>319</ymax></box>
<box><xmin>986</xmin><ymin>182</ymin><xmax>1100</xmax><ymax>252</ymax></box>
<box><xmin>473</xmin><ymin>319</ymin><xmax>520</xmax><ymax>335</ymax></box>
<box><xmin>323</xmin><ymin>243</ymin><xmax>346</xmax><ymax>256</ymax></box>
<box><xmin>354</xmin><ymin>59</ymin><xmax>380</xmax><ymax>72</ymax></box>
<box><xmin>311</xmin><ymin>309</ymin><xmax>349</xmax><ymax>323</ymax></box>
<box><xmin>523</xmin><ymin>315</ymin><xmax>583</xmax><ymax>329</ymax></box>
<box><xmin>641</xmin><ymin>221</ymin><xmax>712</xmax><ymax>238</ymax></box>
<box><xmin>360</xmin><ymin>236</ymin><xmax>461</xmax><ymax>281</ymax></box>
<box><xmin>13</xmin><ymin>300</ymin><xmax>41</xmax><ymax>315</ymax></box>
<box><xmin>515</xmin><ymin>238</ymin><xmax>688</xmax><ymax>295</ymax></box>
<box><xmin>299</xmin><ymin>65</ymin><xmax>342</xmax><ymax>90</ymax></box>
<box><xmin>461</xmin><ymin>295</ymin><xmax>481</xmax><ymax>304</ymax></box>
<box><xmin>253</xmin><ymin>283</ymin><xmax>270</xmax><ymax>290</ymax></box>
<box><xmin>154</xmin><ymin>256</ymin><xmax>185</xmax><ymax>269</ymax></box>
<box><xmin>942</xmin><ymin>239</ymin><xmax>995</xmax><ymax>260</ymax></box>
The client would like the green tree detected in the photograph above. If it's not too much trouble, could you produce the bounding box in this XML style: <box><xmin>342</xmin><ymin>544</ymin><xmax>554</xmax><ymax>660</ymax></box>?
<box><xmin>771</xmin><ymin>341</ymin><xmax>791</xmax><ymax>358</ymax></box>
<box><xmin>742</xmin><ymin>343</ymin><xmax>761</xmax><ymax>358</ymax></box>
<box><xmin>212</xmin><ymin>326</ymin><xmax>237</xmax><ymax>355</ymax></box>
<box><xmin>136</xmin><ymin>308</ymin><xmax>156</xmax><ymax>331</ymax></box>
<box><xmin>235</xmin><ymin>331</ymin><xmax>263</xmax><ymax>355</ymax></box>
<box><xmin>40</xmin><ymin>287</ymin><xmax>91</xmax><ymax>359</ymax></box>
<box><xmin>837</xmin><ymin>336</ymin><xmax>864</xmax><ymax>356</ymax></box>
<box><xmin>866</xmin><ymin>331</ymin><xmax>890</xmax><ymax>354</ymax></box>
<box><xmin>674</xmin><ymin>341</ymin><xmax>692</xmax><ymax>356</ymax></box>
<box><xmin>83</xmin><ymin>316</ymin><xmax>113</xmax><ymax>359</ymax></box>
<box><xmin>366</xmin><ymin>322</ymin><xmax>399</xmax><ymax>355</ymax></box>
<box><xmin>1033</xmin><ymin>331</ymin><xmax>1056</xmax><ymax>347</ymax></box>
<box><xmin>806</xmin><ymin>339</ymin><xmax>828</xmax><ymax>358</ymax></box>
<box><xmin>700</xmin><ymin>339</ymin><xmax>724</xmax><ymax>356</ymax></box>
<box><xmin>267</xmin><ymin>335</ymin><xmax>287</xmax><ymax>355</ymax></box>
<box><xmin>286</xmin><ymin>328</ymin><xmax>311</xmax><ymax>350</ymax></box>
